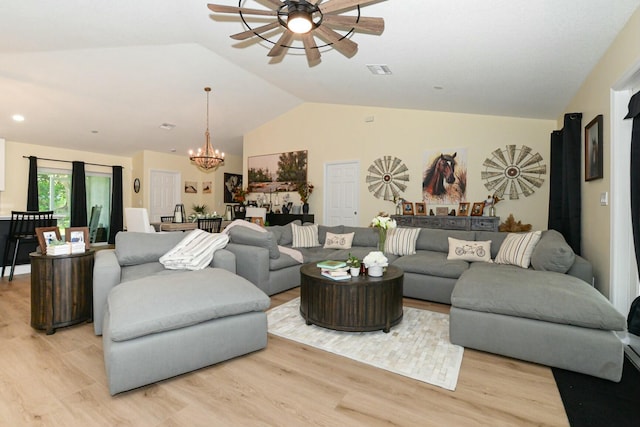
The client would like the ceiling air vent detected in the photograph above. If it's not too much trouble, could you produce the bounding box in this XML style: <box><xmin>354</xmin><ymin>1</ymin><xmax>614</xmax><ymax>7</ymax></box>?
<box><xmin>367</xmin><ymin>64</ymin><xmax>392</xmax><ymax>75</ymax></box>
<box><xmin>159</xmin><ymin>123</ymin><xmax>176</xmax><ymax>130</ymax></box>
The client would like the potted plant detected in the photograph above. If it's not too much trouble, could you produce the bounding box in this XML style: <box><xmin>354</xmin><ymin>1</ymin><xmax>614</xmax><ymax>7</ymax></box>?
<box><xmin>296</xmin><ymin>182</ymin><xmax>314</xmax><ymax>214</ymax></box>
<box><xmin>346</xmin><ymin>253</ymin><xmax>361</xmax><ymax>277</ymax></box>
<box><xmin>363</xmin><ymin>251</ymin><xmax>389</xmax><ymax>277</ymax></box>
<box><xmin>192</xmin><ymin>204</ymin><xmax>208</xmax><ymax>217</ymax></box>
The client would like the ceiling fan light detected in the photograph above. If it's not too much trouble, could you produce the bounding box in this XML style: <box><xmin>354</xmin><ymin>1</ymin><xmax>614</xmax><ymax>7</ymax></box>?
<box><xmin>288</xmin><ymin>11</ymin><xmax>312</xmax><ymax>34</ymax></box>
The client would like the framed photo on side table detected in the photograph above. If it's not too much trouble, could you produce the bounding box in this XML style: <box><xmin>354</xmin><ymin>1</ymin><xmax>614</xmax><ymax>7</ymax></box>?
<box><xmin>435</xmin><ymin>207</ymin><xmax>449</xmax><ymax>216</ymax></box>
<box><xmin>458</xmin><ymin>202</ymin><xmax>470</xmax><ymax>216</ymax></box>
<box><xmin>414</xmin><ymin>202</ymin><xmax>426</xmax><ymax>215</ymax></box>
<box><xmin>585</xmin><ymin>114</ymin><xmax>603</xmax><ymax>181</ymax></box>
<box><xmin>402</xmin><ymin>202</ymin><xmax>414</xmax><ymax>215</ymax></box>
<box><xmin>66</xmin><ymin>227</ymin><xmax>90</xmax><ymax>250</ymax></box>
<box><xmin>471</xmin><ymin>202</ymin><xmax>485</xmax><ymax>216</ymax></box>
<box><xmin>35</xmin><ymin>226</ymin><xmax>61</xmax><ymax>253</ymax></box>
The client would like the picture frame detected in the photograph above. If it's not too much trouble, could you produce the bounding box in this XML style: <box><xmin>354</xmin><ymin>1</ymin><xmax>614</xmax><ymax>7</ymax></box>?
<box><xmin>184</xmin><ymin>181</ymin><xmax>197</xmax><ymax>194</ymax></box>
<box><xmin>65</xmin><ymin>226</ymin><xmax>90</xmax><ymax>250</ymax></box>
<box><xmin>458</xmin><ymin>202</ymin><xmax>470</xmax><ymax>216</ymax></box>
<box><xmin>585</xmin><ymin>114</ymin><xmax>603</xmax><ymax>181</ymax></box>
<box><xmin>224</xmin><ymin>173</ymin><xmax>243</xmax><ymax>203</ymax></box>
<box><xmin>435</xmin><ymin>207</ymin><xmax>449</xmax><ymax>216</ymax></box>
<box><xmin>414</xmin><ymin>202</ymin><xmax>426</xmax><ymax>216</ymax></box>
<box><xmin>35</xmin><ymin>226</ymin><xmax>61</xmax><ymax>253</ymax></box>
<box><xmin>471</xmin><ymin>202</ymin><xmax>485</xmax><ymax>216</ymax></box>
<box><xmin>402</xmin><ymin>202</ymin><xmax>414</xmax><ymax>215</ymax></box>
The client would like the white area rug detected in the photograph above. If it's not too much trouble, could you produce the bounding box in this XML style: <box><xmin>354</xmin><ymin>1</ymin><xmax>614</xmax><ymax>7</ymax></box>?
<box><xmin>267</xmin><ymin>297</ymin><xmax>464</xmax><ymax>391</ymax></box>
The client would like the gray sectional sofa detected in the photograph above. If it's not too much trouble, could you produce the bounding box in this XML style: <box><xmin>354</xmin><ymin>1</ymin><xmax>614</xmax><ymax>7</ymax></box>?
<box><xmin>225</xmin><ymin>221</ymin><xmax>626</xmax><ymax>381</ymax></box>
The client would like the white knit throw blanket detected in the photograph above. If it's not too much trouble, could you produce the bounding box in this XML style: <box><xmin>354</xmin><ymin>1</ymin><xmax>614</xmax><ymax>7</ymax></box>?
<box><xmin>223</xmin><ymin>220</ymin><xmax>304</xmax><ymax>264</ymax></box>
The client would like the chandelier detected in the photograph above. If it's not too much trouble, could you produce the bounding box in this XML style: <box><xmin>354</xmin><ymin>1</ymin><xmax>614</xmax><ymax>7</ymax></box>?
<box><xmin>189</xmin><ymin>87</ymin><xmax>225</xmax><ymax>171</ymax></box>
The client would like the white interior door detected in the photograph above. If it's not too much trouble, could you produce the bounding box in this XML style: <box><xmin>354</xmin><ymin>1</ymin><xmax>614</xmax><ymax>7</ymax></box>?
<box><xmin>149</xmin><ymin>170</ymin><xmax>180</xmax><ymax>222</ymax></box>
<box><xmin>324</xmin><ymin>161</ymin><xmax>359</xmax><ymax>226</ymax></box>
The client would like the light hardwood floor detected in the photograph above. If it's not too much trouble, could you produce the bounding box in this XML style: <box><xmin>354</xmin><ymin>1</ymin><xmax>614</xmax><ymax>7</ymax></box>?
<box><xmin>0</xmin><ymin>274</ymin><xmax>569</xmax><ymax>426</ymax></box>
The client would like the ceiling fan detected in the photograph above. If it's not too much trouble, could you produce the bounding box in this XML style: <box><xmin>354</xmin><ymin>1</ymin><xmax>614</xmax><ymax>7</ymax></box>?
<box><xmin>207</xmin><ymin>0</ymin><xmax>385</xmax><ymax>66</ymax></box>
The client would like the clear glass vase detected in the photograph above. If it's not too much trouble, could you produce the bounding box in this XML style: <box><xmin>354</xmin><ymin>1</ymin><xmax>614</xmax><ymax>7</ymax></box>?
<box><xmin>378</xmin><ymin>228</ymin><xmax>387</xmax><ymax>252</ymax></box>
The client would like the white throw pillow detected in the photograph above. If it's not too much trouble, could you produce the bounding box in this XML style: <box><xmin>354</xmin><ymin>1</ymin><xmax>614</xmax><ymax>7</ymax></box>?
<box><xmin>447</xmin><ymin>237</ymin><xmax>492</xmax><ymax>262</ymax></box>
<box><xmin>384</xmin><ymin>227</ymin><xmax>420</xmax><ymax>256</ymax></box>
<box><xmin>291</xmin><ymin>223</ymin><xmax>320</xmax><ymax>248</ymax></box>
<box><xmin>159</xmin><ymin>229</ymin><xmax>229</xmax><ymax>270</ymax></box>
<box><xmin>323</xmin><ymin>232</ymin><xmax>355</xmax><ymax>249</ymax></box>
<box><xmin>495</xmin><ymin>231</ymin><xmax>542</xmax><ymax>268</ymax></box>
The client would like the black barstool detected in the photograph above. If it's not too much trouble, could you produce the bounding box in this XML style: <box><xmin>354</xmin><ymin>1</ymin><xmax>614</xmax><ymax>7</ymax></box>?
<box><xmin>1</xmin><ymin>211</ymin><xmax>54</xmax><ymax>281</ymax></box>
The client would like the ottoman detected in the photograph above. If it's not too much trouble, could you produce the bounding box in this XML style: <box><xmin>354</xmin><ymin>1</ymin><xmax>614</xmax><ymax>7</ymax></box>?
<box><xmin>103</xmin><ymin>268</ymin><xmax>270</xmax><ymax>395</ymax></box>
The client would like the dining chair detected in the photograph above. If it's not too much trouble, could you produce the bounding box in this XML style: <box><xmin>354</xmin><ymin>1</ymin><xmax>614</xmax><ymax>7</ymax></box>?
<box><xmin>2</xmin><ymin>210</ymin><xmax>55</xmax><ymax>281</ymax></box>
<box><xmin>124</xmin><ymin>208</ymin><xmax>156</xmax><ymax>233</ymax></box>
<box><xmin>88</xmin><ymin>205</ymin><xmax>102</xmax><ymax>243</ymax></box>
<box><xmin>197</xmin><ymin>217</ymin><xmax>223</xmax><ymax>233</ymax></box>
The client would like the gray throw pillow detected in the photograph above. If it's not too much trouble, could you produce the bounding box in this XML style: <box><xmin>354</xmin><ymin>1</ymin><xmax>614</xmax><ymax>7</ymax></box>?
<box><xmin>530</xmin><ymin>229</ymin><xmax>575</xmax><ymax>273</ymax></box>
<box><xmin>228</xmin><ymin>227</ymin><xmax>280</xmax><ymax>259</ymax></box>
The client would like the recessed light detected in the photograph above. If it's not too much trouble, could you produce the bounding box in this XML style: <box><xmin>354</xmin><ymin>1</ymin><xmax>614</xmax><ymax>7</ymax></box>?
<box><xmin>159</xmin><ymin>123</ymin><xmax>176</xmax><ymax>130</ymax></box>
<box><xmin>12</xmin><ymin>114</ymin><xmax>25</xmax><ymax>122</ymax></box>
<box><xmin>91</xmin><ymin>130</ymin><xmax>99</xmax><ymax>134</ymax></box>
<box><xmin>366</xmin><ymin>64</ymin><xmax>392</xmax><ymax>75</ymax></box>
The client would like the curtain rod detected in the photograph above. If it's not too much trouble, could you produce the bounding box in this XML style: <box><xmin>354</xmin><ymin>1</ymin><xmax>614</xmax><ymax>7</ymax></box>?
<box><xmin>23</xmin><ymin>156</ymin><xmax>123</xmax><ymax>169</ymax></box>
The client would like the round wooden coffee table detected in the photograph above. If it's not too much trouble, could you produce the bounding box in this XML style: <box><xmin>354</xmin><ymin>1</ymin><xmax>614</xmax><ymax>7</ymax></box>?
<box><xmin>299</xmin><ymin>263</ymin><xmax>403</xmax><ymax>333</ymax></box>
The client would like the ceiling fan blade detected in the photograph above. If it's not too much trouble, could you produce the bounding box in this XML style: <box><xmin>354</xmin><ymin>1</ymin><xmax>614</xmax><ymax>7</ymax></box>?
<box><xmin>267</xmin><ymin>30</ymin><xmax>294</xmax><ymax>58</ymax></box>
<box><xmin>302</xmin><ymin>33</ymin><xmax>322</xmax><ymax>64</ymax></box>
<box><xmin>231</xmin><ymin>21</ymin><xmax>281</xmax><ymax>40</ymax></box>
<box><xmin>314</xmin><ymin>26</ymin><xmax>358</xmax><ymax>57</ymax></box>
<box><xmin>322</xmin><ymin>15</ymin><xmax>384</xmax><ymax>34</ymax></box>
<box><xmin>319</xmin><ymin>0</ymin><xmax>380</xmax><ymax>15</ymax></box>
<box><xmin>207</xmin><ymin>4</ymin><xmax>277</xmax><ymax>16</ymax></box>
<box><xmin>262</xmin><ymin>0</ymin><xmax>285</xmax><ymax>9</ymax></box>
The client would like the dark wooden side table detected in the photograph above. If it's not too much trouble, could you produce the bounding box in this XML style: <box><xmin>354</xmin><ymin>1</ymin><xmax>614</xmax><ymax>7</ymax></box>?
<box><xmin>30</xmin><ymin>250</ymin><xmax>94</xmax><ymax>334</ymax></box>
<box><xmin>299</xmin><ymin>263</ymin><xmax>404</xmax><ymax>333</ymax></box>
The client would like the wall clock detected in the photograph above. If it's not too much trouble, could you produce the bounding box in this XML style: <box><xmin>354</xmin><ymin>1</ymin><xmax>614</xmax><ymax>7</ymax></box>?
<box><xmin>366</xmin><ymin>156</ymin><xmax>409</xmax><ymax>201</ymax></box>
<box><xmin>481</xmin><ymin>145</ymin><xmax>546</xmax><ymax>199</ymax></box>
<box><xmin>133</xmin><ymin>178</ymin><xmax>141</xmax><ymax>193</ymax></box>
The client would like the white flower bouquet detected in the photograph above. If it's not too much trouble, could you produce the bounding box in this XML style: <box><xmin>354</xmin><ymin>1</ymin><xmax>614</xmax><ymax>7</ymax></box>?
<box><xmin>370</xmin><ymin>214</ymin><xmax>397</xmax><ymax>230</ymax></box>
<box><xmin>363</xmin><ymin>251</ymin><xmax>388</xmax><ymax>268</ymax></box>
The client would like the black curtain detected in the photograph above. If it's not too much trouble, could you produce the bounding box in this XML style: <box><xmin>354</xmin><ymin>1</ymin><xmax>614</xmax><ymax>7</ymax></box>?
<box><xmin>626</xmin><ymin>92</ymin><xmax>640</xmax><ymax>276</ymax></box>
<box><xmin>27</xmin><ymin>156</ymin><xmax>39</xmax><ymax>211</ymax></box>
<box><xmin>70</xmin><ymin>161</ymin><xmax>87</xmax><ymax>227</ymax></box>
<box><xmin>108</xmin><ymin>166</ymin><xmax>123</xmax><ymax>244</ymax></box>
<box><xmin>548</xmin><ymin>113</ymin><xmax>582</xmax><ymax>254</ymax></box>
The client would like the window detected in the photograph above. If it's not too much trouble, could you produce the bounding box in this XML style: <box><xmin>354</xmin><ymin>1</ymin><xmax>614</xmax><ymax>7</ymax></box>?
<box><xmin>38</xmin><ymin>168</ymin><xmax>111</xmax><ymax>242</ymax></box>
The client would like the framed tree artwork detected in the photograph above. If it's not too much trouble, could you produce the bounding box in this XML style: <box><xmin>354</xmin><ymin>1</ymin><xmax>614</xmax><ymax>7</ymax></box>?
<box><xmin>585</xmin><ymin>114</ymin><xmax>603</xmax><ymax>181</ymax></box>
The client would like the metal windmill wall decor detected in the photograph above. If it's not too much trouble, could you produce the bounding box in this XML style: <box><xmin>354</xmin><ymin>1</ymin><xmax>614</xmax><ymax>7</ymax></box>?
<box><xmin>366</xmin><ymin>156</ymin><xmax>409</xmax><ymax>201</ymax></box>
<box><xmin>481</xmin><ymin>144</ymin><xmax>546</xmax><ymax>199</ymax></box>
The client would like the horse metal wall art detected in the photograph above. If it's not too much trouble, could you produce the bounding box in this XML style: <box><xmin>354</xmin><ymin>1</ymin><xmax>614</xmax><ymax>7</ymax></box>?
<box><xmin>422</xmin><ymin>149</ymin><xmax>467</xmax><ymax>205</ymax></box>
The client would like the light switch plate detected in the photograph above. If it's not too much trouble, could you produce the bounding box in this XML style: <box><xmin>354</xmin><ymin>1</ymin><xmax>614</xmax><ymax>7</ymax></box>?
<box><xmin>600</xmin><ymin>192</ymin><xmax>609</xmax><ymax>206</ymax></box>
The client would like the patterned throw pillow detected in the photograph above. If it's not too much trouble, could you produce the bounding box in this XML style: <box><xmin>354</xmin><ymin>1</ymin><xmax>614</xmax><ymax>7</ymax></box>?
<box><xmin>495</xmin><ymin>231</ymin><xmax>542</xmax><ymax>268</ymax></box>
<box><xmin>447</xmin><ymin>237</ymin><xmax>492</xmax><ymax>262</ymax></box>
<box><xmin>291</xmin><ymin>223</ymin><xmax>320</xmax><ymax>248</ymax></box>
<box><xmin>384</xmin><ymin>227</ymin><xmax>421</xmax><ymax>256</ymax></box>
<box><xmin>323</xmin><ymin>232</ymin><xmax>355</xmax><ymax>249</ymax></box>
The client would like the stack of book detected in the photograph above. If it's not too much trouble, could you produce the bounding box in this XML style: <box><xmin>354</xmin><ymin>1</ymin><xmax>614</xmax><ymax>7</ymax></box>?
<box><xmin>47</xmin><ymin>243</ymin><xmax>71</xmax><ymax>256</ymax></box>
<box><xmin>317</xmin><ymin>260</ymin><xmax>350</xmax><ymax>281</ymax></box>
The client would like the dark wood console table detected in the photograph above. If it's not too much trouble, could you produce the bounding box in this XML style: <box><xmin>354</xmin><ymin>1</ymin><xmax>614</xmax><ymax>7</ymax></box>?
<box><xmin>30</xmin><ymin>250</ymin><xmax>94</xmax><ymax>334</ymax></box>
<box><xmin>391</xmin><ymin>215</ymin><xmax>499</xmax><ymax>231</ymax></box>
<box><xmin>266</xmin><ymin>213</ymin><xmax>314</xmax><ymax>226</ymax></box>
<box><xmin>299</xmin><ymin>263</ymin><xmax>403</xmax><ymax>333</ymax></box>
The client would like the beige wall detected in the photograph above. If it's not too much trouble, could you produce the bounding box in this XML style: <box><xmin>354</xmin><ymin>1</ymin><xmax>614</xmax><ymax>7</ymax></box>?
<box><xmin>560</xmin><ymin>7</ymin><xmax>640</xmax><ymax>297</ymax></box>
<box><xmin>0</xmin><ymin>140</ymin><xmax>242</xmax><ymax>220</ymax></box>
<box><xmin>245</xmin><ymin>103</ymin><xmax>556</xmax><ymax>229</ymax></box>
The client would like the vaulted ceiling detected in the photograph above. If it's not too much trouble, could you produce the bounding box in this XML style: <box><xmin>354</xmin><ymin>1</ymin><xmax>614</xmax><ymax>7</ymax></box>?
<box><xmin>1</xmin><ymin>0</ymin><xmax>639</xmax><ymax>157</ymax></box>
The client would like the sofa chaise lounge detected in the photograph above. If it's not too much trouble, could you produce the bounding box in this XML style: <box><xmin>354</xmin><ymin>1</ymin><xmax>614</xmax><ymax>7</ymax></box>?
<box><xmin>94</xmin><ymin>231</ymin><xmax>270</xmax><ymax>395</ymax></box>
